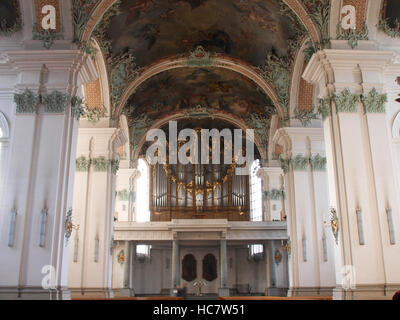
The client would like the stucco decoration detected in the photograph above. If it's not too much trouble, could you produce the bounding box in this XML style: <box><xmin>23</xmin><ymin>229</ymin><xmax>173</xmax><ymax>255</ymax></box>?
<box><xmin>76</xmin><ymin>156</ymin><xmax>91</xmax><ymax>172</ymax></box>
<box><xmin>336</xmin><ymin>22</ymin><xmax>369</xmax><ymax>49</ymax></box>
<box><xmin>83</xmin><ymin>105</ymin><xmax>108</xmax><ymax>124</ymax></box>
<box><xmin>32</xmin><ymin>24</ymin><xmax>64</xmax><ymax>49</ymax></box>
<box><xmin>316</xmin><ymin>96</ymin><xmax>331</xmax><ymax>120</ymax></box>
<box><xmin>295</xmin><ymin>110</ymin><xmax>318</xmax><ymax>126</ymax></box>
<box><xmin>71</xmin><ymin>96</ymin><xmax>85</xmax><ymax>120</ymax></box>
<box><xmin>278</xmin><ymin>155</ymin><xmax>290</xmax><ymax>174</ymax></box>
<box><xmin>118</xmin><ymin>189</ymin><xmax>129</xmax><ymax>201</ymax></box>
<box><xmin>186</xmin><ymin>46</ymin><xmax>217</xmax><ymax>68</ymax></box>
<box><xmin>111</xmin><ymin>158</ymin><xmax>120</xmax><ymax>174</ymax></box>
<box><xmin>378</xmin><ymin>0</ymin><xmax>400</xmax><ymax>38</ymax></box>
<box><xmin>361</xmin><ymin>88</ymin><xmax>388</xmax><ymax>114</ymax></box>
<box><xmin>14</xmin><ymin>89</ymin><xmax>40</xmax><ymax>114</ymax></box>
<box><xmin>270</xmin><ymin>189</ymin><xmax>285</xmax><ymax>201</ymax></box>
<box><xmin>333</xmin><ymin>88</ymin><xmax>360</xmax><ymax>113</ymax></box>
<box><xmin>93</xmin><ymin>156</ymin><xmax>109</xmax><ymax>171</ymax></box>
<box><xmin>301</xmin><ymin>0</ymin><xmax>331</xmax><ymax>47</ymax></box>
<box><xmin>72</xmin><ymin>0</ymin><xmax>101</xmax><ymax>45</ymax></box>
<box><xmin>292</xmin><ymin>154</ymin><xmax>309</xmax><ymax>171</ymax></box>
<box><xmin>0</xmin><ymin>0</ymin><xmax>22</xmax><ymax>37</ymax></box>
<box><xmin>310</xmin><ymin>154</ymin><xmax>327</xmax><ymax>171</ymax></box>
<box><xmin>42</xmin><ymin>91</ymin><xmax>68</xmax><ymax>113</ymax></box>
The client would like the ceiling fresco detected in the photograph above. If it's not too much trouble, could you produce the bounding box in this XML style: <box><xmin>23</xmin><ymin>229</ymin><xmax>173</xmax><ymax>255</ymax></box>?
<box><xmin>124</xmin><ymin>67</ymin><xmax>275</xmax><ymax>159</ymax></box>
<box><xmin>104</xmin><ymin>0</ymin><xmax>301</xmax><ymax>67</ymax></box>
<box><xmin>85</xmin><ymin>0</ymin><xmax>321</xmax><ymax>161</ymax></box>
<box><xmin>124</xmin><ymin>67</ymin><xmax>275</xmax><ymax>122</ymax></box>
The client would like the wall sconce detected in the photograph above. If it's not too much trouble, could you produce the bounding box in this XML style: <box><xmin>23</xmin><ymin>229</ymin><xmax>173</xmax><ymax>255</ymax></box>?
<box><xmin>38</xmin><ymin>209</ymin><xmax>48</xmax><ymax>247</ymax></box>
<box><xmin>94</xmin><ymin>238</ymin><xmax>99</xmax><ymax>263</ymax></box>
<box><xmin>322</xmin><ymin>234</ymin><xmax>328</xmax><ymax>262</ymax></box>
<box><xmin>8</xmin><ymin>210</ymin><xmax>17</xmax><ymax>247</ymax></box>
<box><xmin>386</xmin><ymin>208</ymin><xmax>396</xmax><ymax>245</ymax></box>
<box><xmin>73</xmin><ymin>238</ymin><xmax>79</xmax><ymax>263</ymax></box>
<box><xmin>356</xmin><ymin>208</ymin><xmax>365</xmax><ymax>245</ymax></box>
<box><xmin>302</xmin><ymin>235</ymin><xmax>307</xmax><ymax>262</ymax></box>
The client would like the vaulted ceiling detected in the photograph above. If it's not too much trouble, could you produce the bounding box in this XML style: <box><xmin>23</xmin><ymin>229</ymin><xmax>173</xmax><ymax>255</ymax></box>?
<box><xmin>123</xmin><ymin>67</ymin><xmax>275</xmax><ymax>122</ymax></box>
<box><xmin>105</xmin><ymin>0</ymin><xmax>299</xmax><ymax>67</ymax></box>
<box><xmin>87</xmin><ymin>0</ymin><xmax>321</xmax><ymax>161</ymax></box>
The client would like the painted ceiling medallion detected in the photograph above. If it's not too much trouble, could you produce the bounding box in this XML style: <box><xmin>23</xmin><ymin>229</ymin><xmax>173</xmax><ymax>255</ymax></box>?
<box><xmin>0</xmin><ymin>0</ymin><xmax>22</xmax><ymax>37</ymax></box>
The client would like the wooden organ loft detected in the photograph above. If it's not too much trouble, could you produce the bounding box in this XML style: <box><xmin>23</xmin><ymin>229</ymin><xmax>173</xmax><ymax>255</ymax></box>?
<box><xmin>148</xmin><ymin>123</ymin><xmax>255</xmax><ymax>222</ymax></box>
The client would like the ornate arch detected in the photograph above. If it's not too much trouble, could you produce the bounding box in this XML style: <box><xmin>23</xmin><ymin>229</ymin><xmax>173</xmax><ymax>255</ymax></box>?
<box><xmin>115</xmin><ymin>54</ymin><xmax>284</xmax><ymax>118</ymax></box>
<box><xmin>132</xmin><ymin>110</ymin><xmax>268</xmax><ymax>162</ymax></box>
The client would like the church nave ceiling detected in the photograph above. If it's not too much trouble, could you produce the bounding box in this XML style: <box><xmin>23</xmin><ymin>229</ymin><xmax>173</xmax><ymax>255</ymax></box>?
<box><xmin>123</xmin><ymin>67</ymin><xmax>276</xmax><ymax>122</ymax></box>
<box><xmin>81</xmin><ymin>0</ymin><xmax>332</xmax><ymax>160</ymax></box>
<box><xmin>90</xmin><ymin>0</ymin><xmax>310</xmax><ymax>120</ymax></box>
<box><xmin>103</xmin><ymin>0</ymin><xmax>301</xmax><ymax>67</ymax></box>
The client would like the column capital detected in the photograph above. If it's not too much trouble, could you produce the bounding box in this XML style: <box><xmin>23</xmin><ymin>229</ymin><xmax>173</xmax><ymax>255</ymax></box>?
<box><xmin>273</xmin><ymin>127</ymin><xmax>325</xmax><ymax>157</ymax></box>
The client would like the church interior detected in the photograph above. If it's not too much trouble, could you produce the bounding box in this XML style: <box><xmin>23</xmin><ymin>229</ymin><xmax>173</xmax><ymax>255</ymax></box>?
<box><xmin>0</xmin><ymin>0</ymin><xmax>400</xmax><ymax>300</ymax></box>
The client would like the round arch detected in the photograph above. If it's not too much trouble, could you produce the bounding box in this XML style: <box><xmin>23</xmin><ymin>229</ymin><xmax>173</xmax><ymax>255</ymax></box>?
<box><xmin>114</xmin><ymin>54</ymin><xmax>284</xmax><ymax>118</ymax></box>
<box><xmin>131</xmin><ymin>110</ymin><xmax>268</xmax><ymax>163</ymax></box>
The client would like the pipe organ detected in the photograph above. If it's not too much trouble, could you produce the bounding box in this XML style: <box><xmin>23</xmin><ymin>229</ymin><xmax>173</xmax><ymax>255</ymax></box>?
<box><xmin>149</xmin><ymin>131</ymin><xmax>251</xmax><ymax>221</ymax></box>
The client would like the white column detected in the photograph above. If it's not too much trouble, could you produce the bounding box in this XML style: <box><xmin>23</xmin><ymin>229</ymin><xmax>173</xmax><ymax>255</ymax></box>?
<box><xmin>171</xmin><ymin>237</ymin><xmax>179</xmax><ymax>294</ymax></box>
<box><xmin>258</xmin><ymin>166</ymin><xmax>285</xmax><ymax>221</ymax></box>
<box><xmin>273</xmin><ymin>127</ymin><xmax>335</xmax><ymax>296</ymax></box>
<box><xmin>303</xmin><ymin>49</ymin><xmax>400</xmax><ymax>299</ymax></box>
<box><xmin>218</xmin><ymin>236</ymin><xmax>229</xmax><ymax>297</ymax></box>
<box><xmin>68</xmin><ymin>127</ymin><xmax>124</xmax><ymax>296</ymax></box>
<box><xmin>115</xmin><ymin>168</ymin><xmax>139</xmax><ymax>222</ymax></box>
<box><xmin>0</xmin><ymin>50</ymin><xmax>96</xmax><ymax>299</ymax></box>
